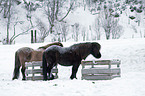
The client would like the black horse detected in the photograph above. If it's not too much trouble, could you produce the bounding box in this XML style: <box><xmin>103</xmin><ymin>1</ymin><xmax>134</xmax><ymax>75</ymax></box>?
<box><xmin>42</xmin><ymin>42</ymin><xmax>101</xmax><ymax>80</ymax></box>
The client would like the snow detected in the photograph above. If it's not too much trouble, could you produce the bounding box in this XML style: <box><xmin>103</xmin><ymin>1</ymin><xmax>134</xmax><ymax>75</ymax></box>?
<box><xmin>68</xmin><ymin>7</ymin><xmax>95</xmax><ymax>27</ymax></box>
<box><xmin>0</xmin><ymin>38</ymin><xmax>145</xmax><ymax>96</ymax></box>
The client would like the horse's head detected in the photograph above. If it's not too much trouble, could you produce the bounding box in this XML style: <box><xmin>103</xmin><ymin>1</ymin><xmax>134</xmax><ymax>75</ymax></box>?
<box><xmin>91</xmin><ymin>42</ymin><xmax>101</xmax><ymax>58</ymax></box>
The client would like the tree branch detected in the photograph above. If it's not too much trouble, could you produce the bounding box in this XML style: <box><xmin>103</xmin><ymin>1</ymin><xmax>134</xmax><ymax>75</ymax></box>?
<box><xmin>58</xmin><ymin>2</ymin><xmax>74</xmax><ymax>22</ymax></box>
<box><xmin>10</xmin><ymin>26</ymin><xmax>35</xmax><ymax>43</ymax></box>
<box><xmin>45</xmin><ymin>2</ymin><xmax>52</xmax><ymax>26</ymax></box>
<box><xmin>55</xmin><ymin>0</ymin><xmax>59</xmax><ymax>20</ymax></box>
<box><xmin>10</xmin><ymin>22</ymin><xmax>17</xmax><ymax>42</ymax></box>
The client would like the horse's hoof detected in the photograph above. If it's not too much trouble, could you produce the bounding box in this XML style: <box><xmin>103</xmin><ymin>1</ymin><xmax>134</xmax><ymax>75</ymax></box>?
<box><xmin>47</xmin><ymin>74</ymin><xmax>55</xmax><ymax>80</ymax></box>
<box><xmin>43</xmin><ymin>79</ymin><xmax>47</xmax><ymax>81</ymax></box>
<box><xmin>12</xmin><ymin>77</ymin><xmax>18</xmax><ymax>80</ymax></box>
<box><xmin>70</xmin><ymin>75</ymin><xmax>77</xmax><ymax>80</ymax></box>
<box><xmin>47</xmin><ymin>77</ymin><xmax>54</xmax><ymax>80</ymax></box>
<box><xmin>70</xmin><ymin>76</ymin><xmax>74</xmax><ymax>80</ymax></box>
<box><xmin>22</xmin><ymin>78</ymin><xmax>26</xmax><ymax>80</ymax></box>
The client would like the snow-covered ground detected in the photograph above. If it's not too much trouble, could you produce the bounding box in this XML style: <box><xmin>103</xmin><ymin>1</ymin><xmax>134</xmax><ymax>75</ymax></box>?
<box><xmin>0</xmin><ymin>38</ymin><xmax>145</xmax><ymax>96</ymax></box>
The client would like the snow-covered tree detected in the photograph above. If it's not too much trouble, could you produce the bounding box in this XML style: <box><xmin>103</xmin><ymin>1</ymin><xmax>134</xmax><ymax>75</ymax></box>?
<box><xmin>43</xmin><ymin>0</ymin><xmax>74</xmax><ymax>35</ymax></box>
<box><xmin>93</xmin><ymin>15</ymin><xmax>101</xmax><ymax>40</ymax></box>
<box><xmin>0</xmin><ymin>0</ymin><xmax>20</xmax><ymax>44</ymax></box>
<box><xmin>89</xmin><ymin>0</ymin><xmax>123</xmax><ymax>39</ymax></box>
<box><xmin>35</xmin><ymin>18</ymin><xmax>47</xmax><ymax>42</ymax></box>
<box><xmin>23</xmin><ymin>0</ymin><xmax>41</xmax><ymax>27</ymax></box>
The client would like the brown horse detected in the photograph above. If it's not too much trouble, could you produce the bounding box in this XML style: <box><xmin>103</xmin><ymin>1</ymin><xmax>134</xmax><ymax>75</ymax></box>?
<box><xmin>12</xmin><ymin>42</ymin><xmax>63</xmax><ymax>80</ymax></box>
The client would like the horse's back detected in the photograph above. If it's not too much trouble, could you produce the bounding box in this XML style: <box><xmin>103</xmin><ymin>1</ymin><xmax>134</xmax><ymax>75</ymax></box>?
<box><xmin>17</xmin><ymin>47</ymin><xmax>34</xmax><ymax>53</ymax></box>
<box><xmin>30</xmin><ymin>50</ymin><xmax>43</xmax><ymax>61</ymax></box>
<box><xmin>16</xmin><ymin>47</ymin><xmax>34</xmax><ymax>61</ymax></box>
<box><xmin>44</xmin><ymin>45</ymin><xmax>61</xmax><ymax>58</ymax></box>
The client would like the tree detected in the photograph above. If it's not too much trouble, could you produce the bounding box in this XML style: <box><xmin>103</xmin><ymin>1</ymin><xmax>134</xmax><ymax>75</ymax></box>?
<box><xmin>23</xmin><ymin>0</ymin><xmax>41</xmax><ymax>27</ymax></box>
<box><xmin>81</xmin><ymin>26</ymin><xmax>86</xmax><ymax>41</ymax></box>
<box><xmin>93</xmin><ymin>15</ymin><xmax>101</xmax><ymax>40</ymax></box>
<box><xmin>54</xmin><ymin>22</ymin><xmax>69</xmax><ymax>42</ymax></box>
<box><xmin>128</xmin><ymin>0</ymin><xmax>145</xmax><ymax>26</ymax></box>
<box><xmin>0</xmin><ymin>0</ymin><xmax>36</xmax><ymax>44</ymax></box>
<box><xmin>85</xmin><ymin>0</ymin><xmax>124</xmax><ymax>40</ymax></box>
<box><xmin>35</xmin><ymin>17</ymin><xmax>48</xmax><ymax>42</ymax></box>
<box><xmin>100</xmin><ymin>3</ymin><xmax>123</xmax><ymax>39</ymax></box>
<box><xmin>43</xmin><ymin>0</ymin><xmax>74</xmax><ymax>36</ymax></box>
<box><xmin>74</xmin><ymin>23</ymin><xmax>80</xmax><ymax>41</ymax></box>
<box><xmin>9</xmin><ymin>19</ymin><xmax>33</xmax><ymax>44</ymax></box>
<box><xmin>0</xmin><ymin>0</ymin><xmax>13</xmax><ymax>44</ymax></box>
<box><xmin>111</xmin><ymin>19</ymin><xmax>123</xmax><ymax>39</ymax></box>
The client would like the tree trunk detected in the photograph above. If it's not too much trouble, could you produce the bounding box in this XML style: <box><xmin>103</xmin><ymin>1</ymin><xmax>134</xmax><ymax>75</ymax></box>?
<box><xmin>6</xmin><ymin>0</ymin><xmax>12</xmax><ymax>44</ymax></box>
<box><xmin>105</xmin><ymin>28</ymin><xmax>111</xmax><ymax>40</ymax></box>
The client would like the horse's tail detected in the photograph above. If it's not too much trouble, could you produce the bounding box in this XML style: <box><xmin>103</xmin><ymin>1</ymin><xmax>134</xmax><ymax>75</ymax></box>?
<box><xmin>12</xmin><ymin>51</ymin><xmax>21</xmax><ymax>80</ymax></box>
<box><xmin>42</xmin><ymin>52</ymin><xmax>47</xmax><ymax>80</ymax></box>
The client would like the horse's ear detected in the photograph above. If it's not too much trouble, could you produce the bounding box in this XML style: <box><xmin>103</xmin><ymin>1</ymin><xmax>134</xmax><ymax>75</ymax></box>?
<box><xmin>59</xmin><ymin>43</ymin><xmax>63</xmax><ymax>47</ymax></box>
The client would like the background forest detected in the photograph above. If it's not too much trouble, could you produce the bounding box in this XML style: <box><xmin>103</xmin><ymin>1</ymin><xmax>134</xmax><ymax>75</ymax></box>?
<box><xmin>0</xmin><ymin>0</ymin><xmax>145</xmax><ymax>44</ymax></box>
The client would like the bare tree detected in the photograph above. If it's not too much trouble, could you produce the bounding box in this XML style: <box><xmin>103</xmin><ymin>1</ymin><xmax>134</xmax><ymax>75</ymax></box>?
<box><xmin>23</xmin><ymin>0</ymin><xmax>41</xmax><ymax>27</ymax></box>
<box><xmin>101</xmin><ymin>11</ymin><xmax>123</xmax><ymax>39</ymax></box>
<box><xmin>43</xmin><ymin>0</ymin><xmax>74</xmax><ymax>36</ymax></box>
<box><xmin>71</xmin><ymin>23</ymin><xmax>80</xmax><ymax>41</ymax></box>
<box><xmin>93</xmin><ymin>14</ymin><xmax>101</xmax><ymax>40</ymax></box>
<box><xmin>81</xmin><ymin>26</ymin><xmax>86</xmax><ymax>41</ymax></box>
<box><xmin>60</xmin><ymin>23</ymin><xmax>69</xmax><ymax>42</ymax></box>
<box><xmin>0</xmin><ymin>0</ymin><xmax>13</xmax><ymax>44</ymax></box>
<box><xmin>9</xmin><ymin>20</ymin><xmax>34</xmax><ymax>44</ymax></box>
<box><xmin>0</xmin><ymin>0</ymin><xmax>35</xmax><ymax>44</ymax></box>
<box><xmin>35</xmin><ymin>18</ymin><xmax>47</xmax><ymax>42</ymax></box>
<box><xmin>98</xmin><ymin>1</ymin><xmax>123</xmax><ymax>40</ymax></box>
<box><xmin>52</xmin><ymin>22</ymin><xmax>69</xmax><ymax>42</ymax></box>
<box><xmin>100</xmin><ymin>10</ymin><xmax>113</xmax><ymax>39</ymax></box>
<box><xmin>82</xmin><ymin>0</ymin><xmax>124</xmax><ymax>40</ymax></box>
<box><xmin>112</xmin><ymin>20</ymin><xmax>123</xmax><ymax>39</ymax></box>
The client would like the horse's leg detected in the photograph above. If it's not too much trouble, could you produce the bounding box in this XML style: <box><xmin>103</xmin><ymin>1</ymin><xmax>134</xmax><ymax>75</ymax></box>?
<box><xmin>42</xmin><ymin>53</ymin><xmax>48</xmax><ymax>81</ymax></box>
<box><xmin>47</xmin><ymin>63</ymin><xmax>55</xmax><ymax>80</ymax></box>
<box><xmin>12</xmin><ymin>52</ymin><xmax>21</xmax><ymax>80</ymax></box>
<box><xmin>21</xmin><ymin>63</ymin><xmax>26</xmax><ymax>80</ymax></box>
<box><xmin>70</xmin><ymin>63</ymin><xmax>80</xmax><ymax>79</ymax></box>
<box><xmin>42</xmin><ymin>53</ymin><xmax>55</xmax><ymax>80</ymax></box>
<box><xmin>12</xmin><ymin>64</ymin><xmax>21</xmax><ymax>80</ymax></box>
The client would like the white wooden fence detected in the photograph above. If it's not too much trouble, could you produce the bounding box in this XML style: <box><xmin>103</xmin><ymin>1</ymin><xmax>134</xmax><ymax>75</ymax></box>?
<box><xmin>81</xmin><ymin>60</ymin><xmax>121</xmax><ymax>80</ymax></box>
<box><xmin>25</xmin><ymin>61</ymin><xmax>58</xmax><ymax>81</ymax></box>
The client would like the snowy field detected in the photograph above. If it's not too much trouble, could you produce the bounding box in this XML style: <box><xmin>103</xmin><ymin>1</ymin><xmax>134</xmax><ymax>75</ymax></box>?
<box><xmin>0</xmin><ymin>38</ymin><xmax>145</xmax><ymax>96</ymax></box>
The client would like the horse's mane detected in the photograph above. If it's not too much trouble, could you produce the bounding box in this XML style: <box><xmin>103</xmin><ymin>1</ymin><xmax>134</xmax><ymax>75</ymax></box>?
<box><xmin>68</xmin><ymin>42</ymin><xmax>101</xmax><ymax>60</ymax></box>
<box><xmin>38</xmin><ymin>42</ymin><xmax>63</xmax><ymax>49</ymax></box>
<box><xmin>69</xmin><ymin>42</ymin><xmax>92</xmax><ymax>59</ymax></box>
<box><xmin>70</xmin><ymin>42</ymin><xmax>92</xmax><ymax>49</ymax></box>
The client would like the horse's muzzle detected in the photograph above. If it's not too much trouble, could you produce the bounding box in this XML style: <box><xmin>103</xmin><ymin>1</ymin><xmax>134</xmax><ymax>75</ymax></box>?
<box><xmin>97</xmin><ymin>53</ymin><xmax>101</xmax><ymax>58</ymax></box>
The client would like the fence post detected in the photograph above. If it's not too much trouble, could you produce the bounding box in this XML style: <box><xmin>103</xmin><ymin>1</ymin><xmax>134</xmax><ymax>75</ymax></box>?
<box><xmin>31</xmin><ymin>30</ymin><xmax>37</xmax><ymax>43</ymax></box>
<box><xmin>31</xmin><ymin>30</ymin><xmax>34</xmax><ymax>43</ymax></box>
<box><xmin>35</xmin><ymin>30</ymin><xmax>37</xmax><ymax>43</ymax></box>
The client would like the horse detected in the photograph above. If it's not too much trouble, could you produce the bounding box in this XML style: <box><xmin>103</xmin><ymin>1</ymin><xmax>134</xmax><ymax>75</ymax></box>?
<box><xmin>12</xmin><ymin>42</ymin><xmax>63</xmax><ymax>80</ymax></box>
<box><xmin>42</xmin><ymin>42</ymin><xmax>101</xmax><ymax>80</ymax></box>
